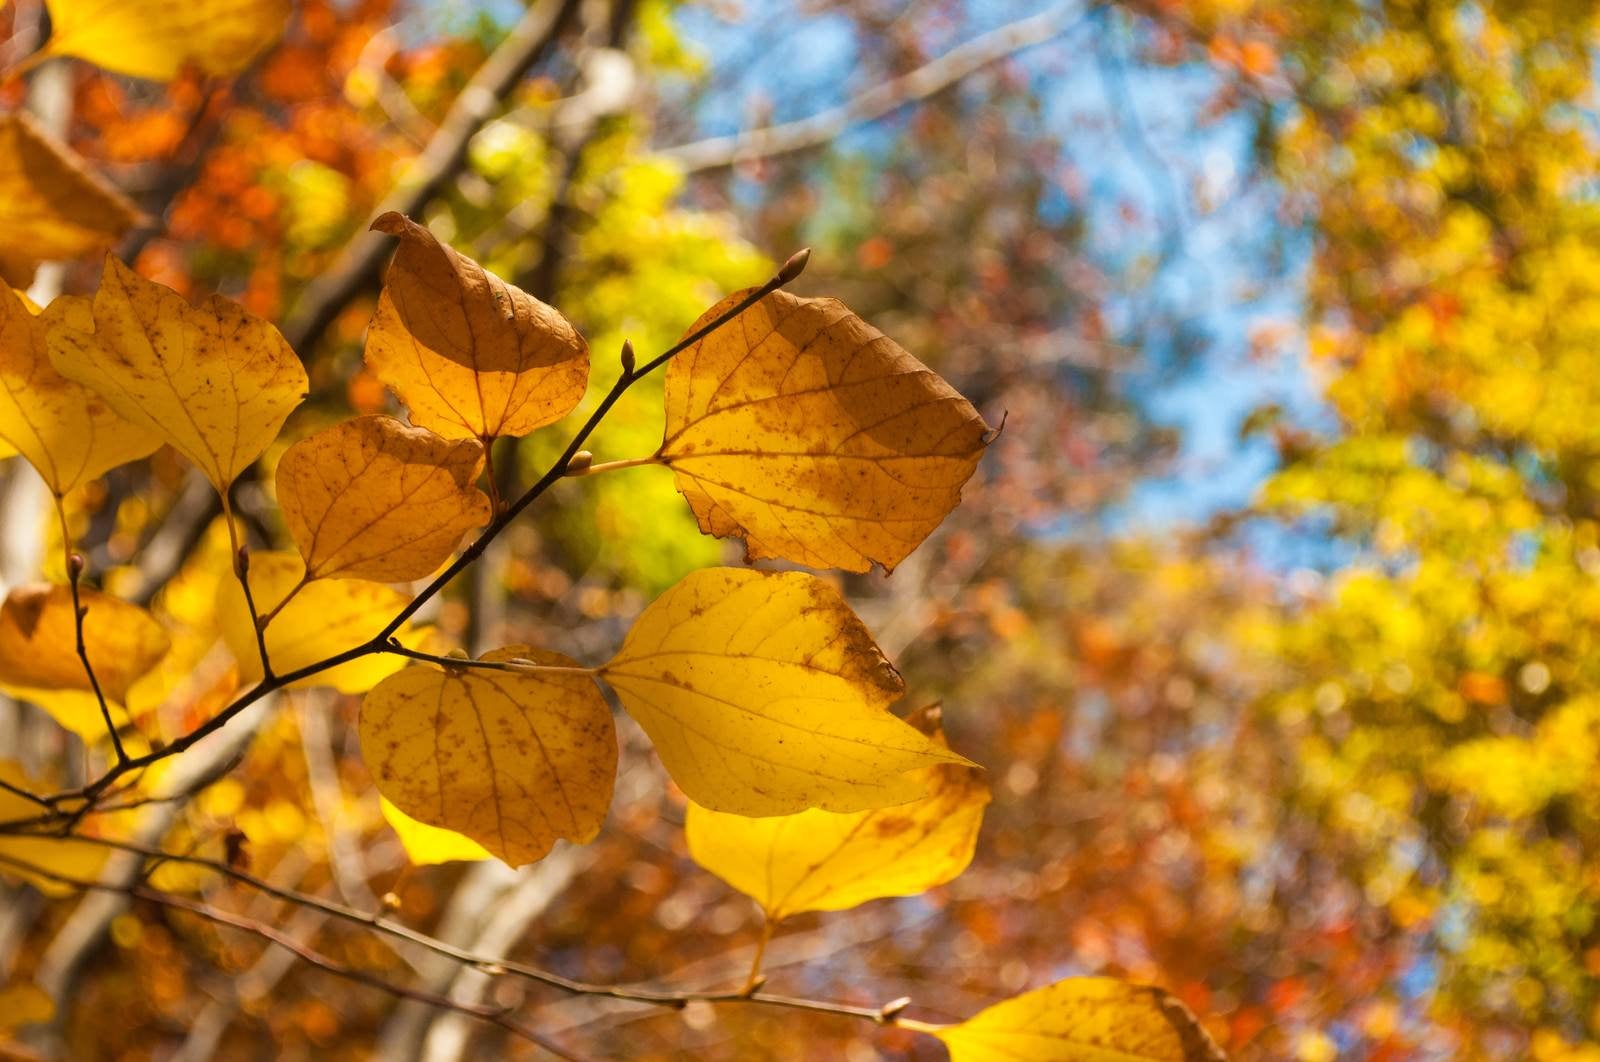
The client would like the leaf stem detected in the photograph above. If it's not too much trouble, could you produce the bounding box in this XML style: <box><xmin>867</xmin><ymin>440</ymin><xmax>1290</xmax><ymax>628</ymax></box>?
<box><xmin>742</xmin><ymin>920</ymin><xmax>773</xmax><ymax>995</ymax></box>
<box><xmin>380</xmin><ymin>641</ymin><xmax>597</xmax><ymax>676</ymax></box>
<box><xmin>564</xmin><ymin>454</ymin><xmax>661</xmax><ymax>477</ymax></box>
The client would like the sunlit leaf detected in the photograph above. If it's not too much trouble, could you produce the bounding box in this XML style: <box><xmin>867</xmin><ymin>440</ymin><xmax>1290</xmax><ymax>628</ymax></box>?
<box><xmin>360</xmin><ymin>647</ymin><xmax>615</xmax><ymax>866</ymax></box>
<box><xmin>47</xmin><ymin>256</ymin><xmax>308</xmax><ymax>495</ymax></box>
<box><xmin>217</xmin><ymin>551</ymin><xmax>414</xmax><ymax>693</ymax></box>
<box><xmin>601</xmin><ymin>567</ymin><xmax>966</xmax><ymax>815</ymax></box>
<box><xmin>365</xmin><ymin>211</ymin><xmax>590</xmax><ymax>440</ymax></box>
<box><xmin>0</xmin><ymin>761</ymin><xmax>108</xmax><ymax>897</ymax></box>
<box><xmin>661</xmin><ymin>289</ymin><xmax>990</xmax><ymax>572</ymax></box>
<box><xmin>0</xmin><ymin>584</ymin><xmax>170</xmax><ymax>739</ymax></box>
<box><xmin>686</xmin><ymin>706</ymin><xmax>988</xmax><ymax>919</ymax></box>
<box><xmin>0</xmin><ymin>981</ymin><xmax>53</xmax><ymax>1032</ymax></box>
<box><xmin>42</xmin><ymin>0</ymin><xmax>291</xmax><ymax>80</ymax></box>
<box><xmin>277</xmin><ymin>414</ymin><xmax>492</xmax><ymax>581</ymax></box>
<box><xmin>0</xmin><ymin>288</ymin><xmax>162</xmax><ymax>495</ymax></box>
<box><xmin>0</xmin><ymin>114</ymin><xmax>144</xmax><ymax>288</ymax></box>
<box><xmin>380</xmin><ymin>796</ymin><xmax>491</xmax><ymax>866</ymax></box>
<box><xmin>936</xmin><ymin>977</ymin><xmax>1226</xmax><ymax>1062</ymax></box>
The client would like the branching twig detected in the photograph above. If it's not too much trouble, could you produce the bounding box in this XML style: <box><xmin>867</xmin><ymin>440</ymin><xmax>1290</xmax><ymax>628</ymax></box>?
<box><xmin>656</xmin><ymin>3</ymin><xmax>1084</xmax><ymax>173</ymax></box>
<box><xmin>15</xmin><ymin>837</ymin><xmax>934</xmax><ymax>1034</ymax></box>
<box><xmin>0</xmin><ymin>851</ymin><xmax>588</xmax><ymax>1061</ymax></box>
<box><xmin>3</xmin><ymin>249</ymin><xmax>809</xmax><ymax>828</ymax></box>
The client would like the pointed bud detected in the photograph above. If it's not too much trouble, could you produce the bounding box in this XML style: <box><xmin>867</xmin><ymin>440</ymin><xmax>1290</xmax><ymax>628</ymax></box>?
<box><xmin>66</xmin><ymin>552</ymin><xmax>85</xmax><ymax>580</ymax></box>
<box><xmin>619</xmin><ymin>339</ymin><xmax>636</xmax><ymax>375</ymax></box>
<box><xmin>777</xmin><ymin>247</ymin><xmax>811</xmax><ymax>284</ymax></box>
<box><xmin>234</xmin><ymin>544</ymin><xmax>250</xmax><ymax>579</ymax></box>
<box><xmin>878</xmin><ymin>997</ymin><xmax>912</xmax><ymax>1023</ymax></box>
<box><xmin>567</xmin><ymin>450</ymin><xmax>594</xmax><ymax>475</ymax></box>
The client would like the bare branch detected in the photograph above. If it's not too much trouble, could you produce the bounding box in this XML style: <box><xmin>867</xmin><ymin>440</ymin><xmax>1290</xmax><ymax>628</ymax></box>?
<box><xmin>655</xmin><ymin>3</ymin><xmax>1083</xmax><ymax>173</ymax></box>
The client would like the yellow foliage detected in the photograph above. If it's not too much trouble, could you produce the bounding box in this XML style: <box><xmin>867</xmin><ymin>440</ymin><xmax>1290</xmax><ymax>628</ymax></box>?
<box><xmin>602</xmin><ymin>567</ymin><xmax>968</xmax><ymax>815</ymax></box>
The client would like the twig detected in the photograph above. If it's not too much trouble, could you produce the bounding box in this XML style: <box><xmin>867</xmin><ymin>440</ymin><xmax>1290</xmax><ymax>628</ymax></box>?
<box><xmin>0</xmin><ymin>851</ymin><xmax>587</xmax><ymax>1061</ymax></box>
<box><xmin>231</xmin><ymin>546</ymin><xmax>275</xmax><ymax>681</ymax></box>
<box><xmin>656</xmin><ymin>3</ymin><xmax>1084</xmax><ymax>173</ymax></box>
<box><xmin>18</xmin><ymin>837</ymin><xmax>936</xmax><ymax>1034</ymax></box>
<box><xmin>57</xmin><ymin>500</ymin><xmax>127</xmax><ymax>764</ymax></box>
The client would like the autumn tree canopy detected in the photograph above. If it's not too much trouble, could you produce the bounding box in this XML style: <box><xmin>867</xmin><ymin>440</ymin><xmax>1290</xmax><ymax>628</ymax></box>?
<box><xmin>1</xmin><ymin>0</ymin><xmax>1598</xmax><ymax>1060</ymax></box>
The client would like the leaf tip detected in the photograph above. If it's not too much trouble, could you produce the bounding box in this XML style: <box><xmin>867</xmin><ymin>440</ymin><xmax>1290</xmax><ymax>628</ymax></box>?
<box><xmin>370</xmin><ymin>211</ymin><xmax>411</xmax><ymax>237</ymax></box>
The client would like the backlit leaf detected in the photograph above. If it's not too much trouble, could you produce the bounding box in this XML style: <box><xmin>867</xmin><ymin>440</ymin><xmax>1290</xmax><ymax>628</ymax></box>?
<box><xmin>0</xmin><ymin>114</ymin><xmax>144</xmax><ymax>287</ymax></box>
<box><xmin>360</xmin><ymin>647</ymin><xmax>616</xmax><ymax>867</ymax></box>
<box><xmin>0</xmin><ymin>584</ymin><xmax>170</xmax><ymax>739</ymax></box>
<box><xmin>365</xmin><ymin>211</ymin><xmax>590</xmax><ymax>440</ymax></box>
<box><xmin>277</xmin><ymin>415</ymin><xmax>492</xmax><ymax>581</ymax></box>
<box><xmin>686</xmin><ymin>706</ymin><xmax>988</xmax><ymax>919</ymax></box>
<box><xmin>0</xmin><ymin>288</ymin><xmax>162</xmax><ymax>495</ymax></box>
<box><xmin>601</xmin><ymin>567</ymin><xmax>966</xmax><ymax>815</ymax></box>
<box><xmin>217</xmin><ymin>551</ymin><xmax>414</xmax><ymax>693</ymax></box>
<box><xmin>380</xmin><ymin>796</ymin><xmax>491</xmax><ymax>866</ymax></box>
<box><xmin>0</xmin><ymin>981</ymin><xmax>53</xmax><ymax>1032</ymax></box>
<box><xmin>661</xmin><ymin>289</ymin><xmax>990</xmax><ymax>572</ymax></box>
<box><xmin>936</xmin><ymin>977</ymin><xmax>1226</xmax><ymax>1062</ymax></box>
<box><xmin>0</xmin><ymin>761</ymin><xmax>108</xmax><ymax>897</ymax></box>
<box><xmin>47</xmin><ymin>256</ymin><xmax>308</xmax><ymax>495</ymax></box>
<box><xmin>42</xmin><ymin>0</ymin><xmax>291</xmax><ymax>80</ymax></box>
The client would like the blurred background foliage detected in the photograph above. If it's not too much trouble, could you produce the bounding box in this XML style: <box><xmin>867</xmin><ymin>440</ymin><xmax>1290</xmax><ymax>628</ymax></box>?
<box><xmin>6</xmin><ymin>0</ymin><xmax>1600</xmax><ymax>1058</ymax></box>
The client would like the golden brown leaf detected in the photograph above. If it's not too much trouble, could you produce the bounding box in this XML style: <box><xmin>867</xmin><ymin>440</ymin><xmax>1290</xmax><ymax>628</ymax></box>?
<box><xmin>365</xmin><ymin>212</ymin><xmax>589</xmax><ymax>440</ymax></box>
<box><xmin>602</xmin><ymin>567</ymin><xmax>967</xmax><ymax>815</ymax></box>
<box><xmin>0</xmin><ymin>584</ymin><xmax>169</xmax><ymax>705</ymax></box>
<box><xmin>0</xmin><ymin>288</ymin><xmax>162</xmax><ymax>495</ymax></box>
<box><xmin>686</xmin><ymin>708</ymin><xmax>989</xmax><ymax>920</ymax></box>
<box><xmin>0</xmin><ymin>114</ymin><xmax>144</xmax><ymax>287</ymax></box>
<box><xmin>360</xmin><ymin>647</ymin><xmax>616</xmax><ymax>866</ymax></box>
<box><xmin>661</xmin><ymin>289</ymin><xmax>990</xmax><ymax>572</ymax></box>
<box><xmin>42</xmin><ymin>0</ymin><xmax>291</xmax><ymax>80</ymax></box>
<box><xmin>277</xmin><ymin>415</ymin><xmax>492</xmax><ymax>581</ymax></box>
<box><xmin>47</xmin><ymin>256</ymin><xmax>308</xmax><ymax>495</ymax></box>
<box><xmin>936</xmin><ymin>977</ymin><xmax>1227</xmax><ymax>1062</ymax></box>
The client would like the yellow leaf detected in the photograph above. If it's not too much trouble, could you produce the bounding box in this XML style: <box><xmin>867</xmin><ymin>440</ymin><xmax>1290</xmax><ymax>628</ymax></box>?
<box><xmin>42</xmin><ymin>0</ymin><xmax>290</xmax><ymax>80</ymax></box>
<box><xmin>380</xmin><ymin>796</ymin><xmax>492</xmax><ymax>866</ymax></box>
<box><xmin>0</xmin><ymin>584</ymin><xmax>170</xmax><ymax>739</ymax></box>
<box><xmin>0</xmin><ymin>761</ymin><xmax>108</xmax><ymax>897</ymax></box>
<box><xmin>217</xmin><ymin>551</ymin><xmax>412</xmax><ymax>692</ymax></box>
<box><xmin>661</xmin><ymin>289</ymin><xmax>990</xmax><ymax>573</ymax></box>
<box><xmin>0</xmin><ymin>981</ymin><xmax>53</xmax><ymax>1032</ymax></box>
<box><xmin>365</xmin><ymin>212</ymin><xmax>590</xmax><ymax>440</ymax></box>
<box><xmin>936</xmin><ymin>977</ymin><xmax>1226</xmax><ymax>1062</ymax></box>
<box><xmin>47</xmin><ymin>256</ymin><xmax>307</xmax><ymax>496</ymax></box>
<box><xmin>359</xmin><ymin>647</ymin><xmax>615</xmax><ymax>867</ymax></box>
<box><xmin>0</xmin><ymin>288</ymin><xmax>162</xmax><ymax>495</ymax></box>
<box><xmin>0</xmin><ymin>114</ymin><xmax>144</xmax><ymax>288</ymax></box>
<box><xmin>686</xmin><ymin>708</ymin><xmax>988</xmax><ymax>920</ymax></box>
<box><xmin>601</xmin><ymin>567</ymin><xmax>966</xmax><ymax>815</ymax></box>
<box><xmin>277</xmin><ymin>415</ymin><xmax>492</xmax><ymax>581</ymax></box>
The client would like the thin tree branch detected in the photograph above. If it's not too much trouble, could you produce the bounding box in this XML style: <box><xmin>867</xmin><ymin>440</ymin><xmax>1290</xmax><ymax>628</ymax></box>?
<box><xmin>0</xmin><ymin>851</ymin><xmax>587</xmax><ymax>1061</ymax></box>
<box><xmin>17</xmin><ymin>837</ymin><xmax>933</xmax><ymax>1034</ymax></box>
<box><xmin>655</xmin><ymin>2</ymin><xmax>1084</xmax><ymax>173</ymax></box>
